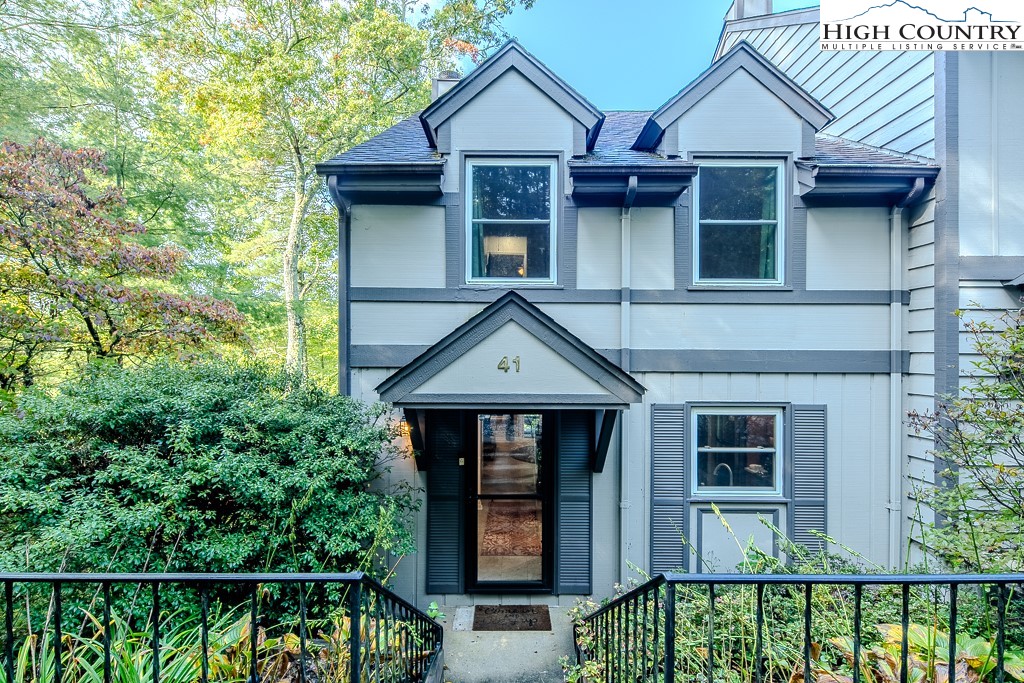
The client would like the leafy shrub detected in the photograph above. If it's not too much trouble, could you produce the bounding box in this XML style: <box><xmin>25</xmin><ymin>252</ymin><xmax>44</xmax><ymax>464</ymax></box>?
<box><xmin>0</xmin><ymin>360</ymin><xmax>415</xmax><ymax>584</ymax></box>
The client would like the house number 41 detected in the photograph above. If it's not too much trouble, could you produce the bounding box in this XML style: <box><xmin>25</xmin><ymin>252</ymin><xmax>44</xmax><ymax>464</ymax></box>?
<box><xmin>497</xmin><ymin>356</ymin><xmax>521</xmax><ymax>373</ymax></box>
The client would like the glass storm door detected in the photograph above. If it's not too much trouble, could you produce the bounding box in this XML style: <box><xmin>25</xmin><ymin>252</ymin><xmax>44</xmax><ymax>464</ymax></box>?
<box><xmin>469</xmin><ymin>413</ymin><xmax>550</xmax><ymax>589</ymax></box>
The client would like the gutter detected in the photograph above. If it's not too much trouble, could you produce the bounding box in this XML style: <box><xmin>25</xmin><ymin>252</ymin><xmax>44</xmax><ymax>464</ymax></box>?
<box><xmin>619</xmin><ymin>176</ymin><xmax>637</xmax><ymax>586</ymax></box>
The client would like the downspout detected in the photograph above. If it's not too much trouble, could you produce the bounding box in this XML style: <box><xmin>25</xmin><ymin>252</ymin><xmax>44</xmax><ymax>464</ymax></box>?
<box><xmin>327</xmin><ymin>175</ymin><xmax>352</xmax><ymax>396</ymax></box>
<box><xmin>620</xmin><ymin>175</ymin><xmax>637</xmax><ymax>583</ymax></box>
<box><xmin>888</xmin><ymin>176</ymin><xmax>926</xmax><ymax>568</ymax></box>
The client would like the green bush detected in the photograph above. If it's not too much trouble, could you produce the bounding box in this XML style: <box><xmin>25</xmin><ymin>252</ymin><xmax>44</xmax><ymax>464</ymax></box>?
<box><xmin>0</xmin><ymin>361</ymin><xmax>415</xmax><ymax>580</ymax></box>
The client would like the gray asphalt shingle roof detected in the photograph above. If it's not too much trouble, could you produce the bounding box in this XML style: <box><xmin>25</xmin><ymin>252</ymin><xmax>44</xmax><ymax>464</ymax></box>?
<box><xmin>321</xmin><ymin>111</ymin><xmax>936</xmax><ymax>170</ymax></box>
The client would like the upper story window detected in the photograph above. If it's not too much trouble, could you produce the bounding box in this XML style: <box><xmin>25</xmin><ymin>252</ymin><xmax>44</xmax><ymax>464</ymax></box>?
<box><xmin>467</xmin><ymin>159</ymin><xmax>557</xmax><ymax>284</ymax></box>
<box><xmin>694</xmin><ymin>161</ymin><xmax>785</xmax><ymax>285</ymax></box>
<box><xmin>693</xmin><ymin>407</ymin><xmax>783</xmax><ymax>496</ymax></box>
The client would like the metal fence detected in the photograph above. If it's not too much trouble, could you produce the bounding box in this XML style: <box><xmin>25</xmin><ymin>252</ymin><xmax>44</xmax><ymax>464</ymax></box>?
<box><xmin>574</xmin><ymin>573</ymin><xmax>1024</xmax><ymax>683</ymax></box>
<box><xmin>0</xmin><ymin>572</ymin><xmax>443</xmax><ymax>683</ymax></box>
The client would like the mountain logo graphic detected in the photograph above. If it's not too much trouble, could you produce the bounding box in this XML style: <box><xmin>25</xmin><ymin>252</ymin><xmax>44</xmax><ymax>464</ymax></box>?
<box><xmin>840</xmin><ymin>1</ymin><xmax>1014</xmax><ymax>23</ymax></box>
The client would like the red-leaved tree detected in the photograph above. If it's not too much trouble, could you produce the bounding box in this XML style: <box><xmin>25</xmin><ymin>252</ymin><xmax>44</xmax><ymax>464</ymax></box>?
<box><xmin>0</xmin><ymin>138</ymin><xmax>246</xmax><ymax>389</ymax></box>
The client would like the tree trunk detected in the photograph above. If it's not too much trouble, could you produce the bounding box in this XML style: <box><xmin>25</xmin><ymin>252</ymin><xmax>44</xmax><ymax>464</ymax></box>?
<box><xmin>283</xmin><ymin>184</ymin><xmax>306</xmax><ymax>376</ymax></box>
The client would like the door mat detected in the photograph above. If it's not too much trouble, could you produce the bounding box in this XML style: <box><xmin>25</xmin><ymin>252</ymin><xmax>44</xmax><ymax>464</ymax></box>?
<box><xmin>473</xmin><ymin>605</ymin><xmax>551</xmax><ymax>631</ymax></box>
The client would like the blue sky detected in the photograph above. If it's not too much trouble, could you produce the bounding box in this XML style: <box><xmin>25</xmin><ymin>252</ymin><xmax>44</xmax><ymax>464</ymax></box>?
<box><xmin>497</xmin><ymin>0</ymin><xmax>819</xmax><ymax>111</ymax></box>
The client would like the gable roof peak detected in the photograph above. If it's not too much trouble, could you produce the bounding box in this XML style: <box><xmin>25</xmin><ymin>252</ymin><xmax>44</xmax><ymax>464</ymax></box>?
<box><xmin>632</xmin><ymin>40</ymin><xmax>833</xmax><ymax>151</ymax></box>
<box><xmin>419</xmin><ymin>40</ymin><xmax>605</xmax><ymax>151</ymax></box>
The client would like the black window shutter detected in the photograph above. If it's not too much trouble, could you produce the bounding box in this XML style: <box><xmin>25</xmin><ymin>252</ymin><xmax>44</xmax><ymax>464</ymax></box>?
<box><xmin>426</xmin><ymin>410</ymin><xmax>464</xmax><ymax>594</ymax></box>
<box><xmin>650</xmin><ymin>405</ymin><xmax>687</xmax><ymax>575</ymax></box>
<box><xmin>556</xmin><ymin>411</ymin><xmax>593</xmax><ymax>595</ymax></box>
<box><xmin>791</xmin><ymin>405</ymin><xmax>828</xmax><ymax>553</ymax></box>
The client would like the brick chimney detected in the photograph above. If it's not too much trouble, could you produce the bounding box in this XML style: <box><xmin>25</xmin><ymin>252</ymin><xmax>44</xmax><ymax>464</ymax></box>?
<box><xmin>726</xmin><ymin>0</ymin><xmax>773</xmax><ymax>20</ymax></box>
<box><xmin>431</xmin><ymin>71</ymin><xmax>461</xmax><ymax>101</ymax></box>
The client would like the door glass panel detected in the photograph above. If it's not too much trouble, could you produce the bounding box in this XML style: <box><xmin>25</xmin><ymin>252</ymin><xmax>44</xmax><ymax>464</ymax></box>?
<box><xmin>478</xmin><ymin>414</ymin><xmax>542</xmax><ymax>495</ymax></box>
<box><xmin>476</xmin><ymin>499</ymin><xmax>543</xmax><ymax>582</ymax></box>
<box><xmin>476</xmin><ymin>414</ymin><xmax>543</xmax><ymax>584</ymax></box>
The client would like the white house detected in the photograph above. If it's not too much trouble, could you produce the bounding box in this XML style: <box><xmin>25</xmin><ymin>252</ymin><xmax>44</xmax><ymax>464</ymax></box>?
<box><xmin>316</xmin><ymin>1</ymin><xmax>1024</xmax><ymax>607</ymax></box>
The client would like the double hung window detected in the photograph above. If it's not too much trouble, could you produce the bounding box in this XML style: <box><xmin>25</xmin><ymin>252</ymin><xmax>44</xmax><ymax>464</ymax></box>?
<box><xmin>692</xmin><ymin>407</ymin><xmax>783</xmax><ymax>495</ymax></box>
<box><xmin>694</xmin><ymin>161</ymin><xmax>785</xmax><ymax>285</ymax></box>
<box><xmin>466</xmin><ymin>159</ymin><xmax>557</xmax><ymax>283</ymax></box>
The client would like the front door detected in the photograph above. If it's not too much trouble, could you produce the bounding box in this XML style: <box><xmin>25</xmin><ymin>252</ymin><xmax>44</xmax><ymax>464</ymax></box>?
<box><xmin>468</xmin><ymin>412</ymin><xmax>552</xmax><ymax>591</ymax></box>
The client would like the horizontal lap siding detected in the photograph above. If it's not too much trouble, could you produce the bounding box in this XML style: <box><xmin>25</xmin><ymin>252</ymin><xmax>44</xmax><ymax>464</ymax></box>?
<box><xmin>905</xmin><ymin>194</ymin><xmax>936</xmax><ymax>553</ymax></box>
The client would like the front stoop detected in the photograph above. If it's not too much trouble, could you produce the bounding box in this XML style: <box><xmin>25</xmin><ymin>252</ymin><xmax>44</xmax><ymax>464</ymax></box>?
<box><xmin>434</xmin><ymin>605</ymin><xmax>573</xmax><ymax>683</ymax></box>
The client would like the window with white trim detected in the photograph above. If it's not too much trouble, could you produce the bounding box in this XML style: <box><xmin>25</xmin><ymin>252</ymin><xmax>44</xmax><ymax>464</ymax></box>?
<box><xmin>692</xmin><ymin>407</ymin><xmax>783</xmax><ymax>495</ymax></box>
<box><xmin>693</xmin><ymin>161</ymin><xmax>785</xmax><ymax>285</ymax></box>
<box><xmin>466</xmin><ymin>159</ymin><xmax>557</xmax><ymax>283</ymax></box>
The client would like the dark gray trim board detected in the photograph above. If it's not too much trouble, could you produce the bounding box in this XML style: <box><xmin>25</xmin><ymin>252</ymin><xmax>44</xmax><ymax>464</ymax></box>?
<box><xmin>349</xmin><ymin>287</ymin><xmax>911</xmax><ymax>306</ymax></box>
<box><xmin>960</xmin><ymin>256</ymin><xmax>1024</xmax><ymax>282</ymax></box>
<box><xmin>932</xmin><ymin>53</ymin><xmax>962</xmax><ymax>518</ymax></box>
<box><xmin>355</xmin><ymin>346</ymin><xmax>909</xmax><ymax>374</ymax></box>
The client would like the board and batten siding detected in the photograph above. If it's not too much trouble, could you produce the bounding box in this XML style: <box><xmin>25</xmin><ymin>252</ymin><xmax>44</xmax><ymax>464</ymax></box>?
<box><xmin>676</xmin><ymin>68</ymin><xmax>803</xmax><ymax>157</ymax></box>
<box><xmin>805</xmin><ymin>207</ymin><xmax>890</xmax><ymax>290</ymax></box>
<box><xmin>573</xmin><ymin>207</ymin><xmax>675</xmax><ymax>291</ymax></box>
<box><xmin>718</xmin><ymin>17</ymin><xmax>936</xmax><ymax>158</ymax></box>
<box><xmin>629</xmin><ymin>304</ymin><xmax>891</xmax><ymax>350</ymax></box>
<box><xmin>636</xmin><ymin>371</ymin><xmax>895</xmax><ymax>575</ymax></box>
<box><xmin>350</xmin><ymin>205</ymin><xmax>446</xmax><ymax>288</ymax></box>
<box><xmin>443</xmin><ymin>69</ymin><xmax>574</xmax><ymax>194</ymax></box>
<box><xmin>957</xmin><ymin>54</ymin><xmax>1024</xmax><ymax>257</ymax></box>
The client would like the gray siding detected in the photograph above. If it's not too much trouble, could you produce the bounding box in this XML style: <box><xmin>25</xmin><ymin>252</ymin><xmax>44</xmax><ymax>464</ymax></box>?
<box><xmin>903</xmin><ymin>194</ymin><xmax>936</xmax><ymax>551</ymax></box>
<box><xmin>719</xmin><ymin>16</ymin><xmax>936</xmax><ymax>158</ymax></box>
<box><xmin>957</xmin><ymin>54</ymin><xmax>1024</xmax><ymax>257</ymax></box>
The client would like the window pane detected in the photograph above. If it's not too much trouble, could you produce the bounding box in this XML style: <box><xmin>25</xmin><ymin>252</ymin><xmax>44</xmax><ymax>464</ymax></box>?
<box><xmin>696</xmin><ymin>451</ymin><xmax>776</xmax><ymax>490</ymax></box>
<box><xmin>472</xmin><ymin>223</ymin><xmax>551</xmax><ymax>279</ymax></box>
<box><xmin>697</xmin><ymin>413</ymin><xmax>777</xmax><ymax>449</ymax></box>
<box><xmin>699</xmin><ymin>166</ymin><xmax>778</xmax><ymax>221</ymax></box>
<box><xmin>472</xmin><ymin>165</ymin><xmax>551</xmax><ymax>220</ymax></box>
<box><xmin>696</xmin><ymin>413</ymin><xmax>778</xmax><ymax>491</ymax></box>
<box><xmin>698</xmin><ymin>223</ymin><xmax>777</xmax><ymax>280</ymax></box>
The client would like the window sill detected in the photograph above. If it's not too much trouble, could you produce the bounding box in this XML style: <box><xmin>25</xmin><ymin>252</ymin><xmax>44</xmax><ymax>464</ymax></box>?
<box><xmin>687</xmin><ymin>285</ymin><xmax>793</xmax><ymax>292</ymax></box>
<box><xmin>461</xmin><ymin>283</ymin><xmax>564</xmax><ymax>290</ymax></box>
<box><xmin>689</xmin><ymin>496</ymin><xmax>791</xmax><ymax>504</ymax></box>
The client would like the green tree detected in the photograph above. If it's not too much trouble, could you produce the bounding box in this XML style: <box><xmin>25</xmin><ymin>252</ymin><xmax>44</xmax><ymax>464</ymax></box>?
<box><xmin>148</xmin><ymin>0</ymin><xmax>531</xmax><ymax>377</ymax></box>
<box><xmin>909</xmin><ymin>307</ymin><xmax>1024</xmax><ymax>572</ymax></box>
<box><xmin>0</xmin><ymin>138</ymin><xmax>246</xmax><ymax>389</ymax></box>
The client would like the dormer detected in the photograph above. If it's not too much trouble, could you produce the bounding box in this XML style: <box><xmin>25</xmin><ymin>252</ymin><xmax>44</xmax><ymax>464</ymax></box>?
<box><xmin>633</xmin><ymin>41</ymin><xmax>832</xmax><ymax>160</ymax></box>
<box><xmin>419</xmin><ymin>41</ymin><xmax>604</xmax><ymax>167</ymax></box>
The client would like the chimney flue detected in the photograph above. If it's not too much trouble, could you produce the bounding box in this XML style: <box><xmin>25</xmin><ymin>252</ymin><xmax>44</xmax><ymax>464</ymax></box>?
<box><xmin>726</xmin><ymin>0</ymin><xmax>773</xmax><ymax>20</ymax></box>
<box><xmin>432</xmin><ymin>70</ymin><xmax>461</xmax><ymax>100</ymax></box>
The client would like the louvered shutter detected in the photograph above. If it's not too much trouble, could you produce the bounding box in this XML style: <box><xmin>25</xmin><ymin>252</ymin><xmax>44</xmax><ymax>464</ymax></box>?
<box><xmin>556</xmin><ymin>411</ymin><xmax>593</xmax><ymax>595</ymax></box>
<box><xmin>650</xmin><ymin>405</ymin><xmax>688</xmax><ymax>574</ymax></box>
<box><xmin>426</xmin><ymin>411</ymin><xmax>463</xmax><ymax>594</ymax></box>
<box><xmin>791</xmin><ymin>405</ymin><xmax>828</xmax><ymax>553</ymax></box>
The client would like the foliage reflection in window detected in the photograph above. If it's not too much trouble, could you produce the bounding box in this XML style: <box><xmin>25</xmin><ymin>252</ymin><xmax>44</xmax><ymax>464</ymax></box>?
<box><xmin>693</xmin><ymin>408</ymin><xmax>782</xmax><ymax>494</ymax></box>
<box><xmin>695</xmin><ymin>163</ymin><xmax>784</xmax><ymax>284</ymax></box>
<box><xmin>468</xmin><ymin>160</ymin><xmax>556</xmax><ymax>282</ymax></box>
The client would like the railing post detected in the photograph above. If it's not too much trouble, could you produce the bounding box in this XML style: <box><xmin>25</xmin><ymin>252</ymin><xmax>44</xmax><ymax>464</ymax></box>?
<box><xmin>665</xmin><ymin>583</ymin><xmax>676</xmax><ymax>683</ymax></box>
<box><xmin>349</xmin><ymin>581</ymin><xmax>362</xmax><ymax>683</ymax></box>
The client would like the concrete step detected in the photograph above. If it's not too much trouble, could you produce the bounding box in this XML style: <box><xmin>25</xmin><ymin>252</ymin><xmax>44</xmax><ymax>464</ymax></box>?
<box><xmin>435</xmin><ymin>604</ymin><xmax>572</xmax><ymax>683</ymax></box>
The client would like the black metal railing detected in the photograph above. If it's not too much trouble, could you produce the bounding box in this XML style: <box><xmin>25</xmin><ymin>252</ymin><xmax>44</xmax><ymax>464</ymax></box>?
<box><xmin>574</xmin><ymin>573</ymin><xmax>1024</xmax><ymax>683</ymax></box>
<box><xmin>0</xmin><ymin>572</ymin><xmax>443</xmax><ymax>683</ymax></box>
